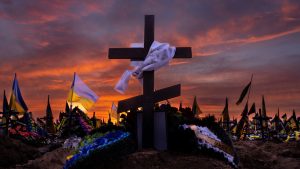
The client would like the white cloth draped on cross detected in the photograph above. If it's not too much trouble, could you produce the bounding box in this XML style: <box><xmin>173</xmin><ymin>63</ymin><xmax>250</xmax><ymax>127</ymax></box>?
<box><xmin>114</xmin><ymin>41</ymin><xmax>176</xmax><ymax>94</ymax></box>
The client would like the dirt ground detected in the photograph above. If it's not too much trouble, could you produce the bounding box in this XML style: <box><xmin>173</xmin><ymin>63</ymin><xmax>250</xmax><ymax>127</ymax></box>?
<box><xmin>2</xmin><ymin>139</ymin><xmax>300</xmax><ymax>169</ymax></box>
<box><xmin>12</xmin><ymin>148</ymin><xmax>71</xmax><ymax>169</ymax></box>
<box><xmin>114</xmin><ymin>150</ymin><xmax>232</xmax><ymax>169</ymax></box>
<box><xmin>235</xmin><ymin>141</ymin><xmax>300</xmax><ymax>169</ymax></box>
<box><xmin>0</xmin><ymin>137</ymin><xmax>40</xmax><ymax>169</ymax></box>
<box><xmin>12</xmin><ymin>149</ymin><xmax>232</xmax><ymax>169</ymax></box>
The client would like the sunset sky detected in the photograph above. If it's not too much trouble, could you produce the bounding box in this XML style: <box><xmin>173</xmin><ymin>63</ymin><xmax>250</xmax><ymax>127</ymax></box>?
<box><xmin>0</xmin><ymin>0</ymin><xmax>300</xmax><ymax>121</ymax></box>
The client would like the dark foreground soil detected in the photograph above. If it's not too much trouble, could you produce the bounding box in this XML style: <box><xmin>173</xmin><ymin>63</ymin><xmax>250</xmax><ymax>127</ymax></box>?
<box><xmin>13</xmin><ymin>150</ymin><xmax>232</xmax><ymax>169</ymax></box>
<box><xmin>0</xmin><ymin>137</ymin><xmax>41</xmax><ymax>169</ymax></box>
<box><xmin>235</xmin><ymin>141</ymin><xmax>300</xmax><ymax>169</ymax></box>
<box><xmin>115</xmin><ymin>150</ymin><xmax>232</xmax><ymax>169</ymax></box>
<box><xmin>2</xmin><ymin>138</ymin><xmax>300</xmax><ymax>169</ymax></box>
<box><xmin>12</xmin><ymin>148</ymin><xmax>71</xmax><ymax>169</ymax></box>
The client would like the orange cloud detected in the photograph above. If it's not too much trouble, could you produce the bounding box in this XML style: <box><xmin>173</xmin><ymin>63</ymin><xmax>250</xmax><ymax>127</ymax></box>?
<box><xmin>21</xmin><ymin>59</ymin><xmax>121</xmax><ymax>78</ymax></box>
<box><xmin>1</xmin><ymin>0</ymin><xmax>300</xmax><ymax>122</ymax></box>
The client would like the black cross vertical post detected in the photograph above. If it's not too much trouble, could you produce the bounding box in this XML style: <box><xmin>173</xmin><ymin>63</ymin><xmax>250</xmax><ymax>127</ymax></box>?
<box><xmin>108</xmin><ymin>15</ymin><xmax>192</xmax><ymax>148</ymax></box>
<box><xmin>142</xmin><ymin>15</ymin><xmax>155</xmax><ymax>148</ymax></box>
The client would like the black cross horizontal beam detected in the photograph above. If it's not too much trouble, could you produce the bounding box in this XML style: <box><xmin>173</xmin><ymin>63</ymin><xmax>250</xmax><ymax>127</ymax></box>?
<box><xmin>108</xmin><ymin>48</ymin><xmax>145</xmax><ymax>60</ymax></box>
<box><xmin>117</xmin><ymin>84</ymin><xmax>181</xmax><ymax>113</ymax></box>
<box><xmin>108</xmin><ymin>47</ymin><xmax>192</xmax><ymax>61</ymax></box>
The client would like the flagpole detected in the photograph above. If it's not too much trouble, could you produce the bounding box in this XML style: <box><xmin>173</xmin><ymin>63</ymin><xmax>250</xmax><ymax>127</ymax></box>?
<box><xmin>246</xmin><ymin>74</ymin><xmax>253</xmax><ymax>104</ymax></box>
<box><xmin>70</xmin><ymin>72</ymin><xmax>76</xmax><ymax>111</ymax></box>
<box><xmin>244</xmin><ymin>74</ymin><xmax>253</xmax><ymax>138</ymax></box>
<box><xmin>68</xmin><ymin>72</ymin><xmax>76</xmax><ymax>130</ymax></box>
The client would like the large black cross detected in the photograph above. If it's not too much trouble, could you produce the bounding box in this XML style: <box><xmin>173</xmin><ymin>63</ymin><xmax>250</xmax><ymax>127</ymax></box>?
<box><xmin>108</xmin><ymin>15</ymin><xmax>192</xmax><ymax>148</ymax></box>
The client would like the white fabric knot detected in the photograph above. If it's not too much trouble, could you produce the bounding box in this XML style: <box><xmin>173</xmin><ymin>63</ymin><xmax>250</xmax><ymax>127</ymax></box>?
<box><xmin>114</xmin><ymin>41</ymin><xmax>176</xmax><ymax>94</ymax></box>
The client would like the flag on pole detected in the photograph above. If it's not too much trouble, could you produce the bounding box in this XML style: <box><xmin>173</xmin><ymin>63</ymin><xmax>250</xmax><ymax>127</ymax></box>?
<box><xmin>111</xmin><ymin>102</ymin><xmax>118</xmax><ymax>118</ymax></box>
<box><xmin>179</xmin><ymin>101</ymin><xmax>183</xmax><ymax>111</ymax></box>
<box><xmin>240</xmin><ymin>102</ymin><xmax>249</xmax><ymax>117</ymax></box>
<box><xmin>2</xmin><ymin>90</ymin><xmax>10</xmax><ymax>136</ymax></box>
<box><xmin>111</xmin><ymin>102</ymin><xmax>119</xmax><ymax>124</ymax></box>
<box><xmin>222</xmin><ymin>97</ymin><xmax>230</xmax><ymax>122</ymax></box>
<box><xmin>3</xmin><ymin>90</ymin><xmax>9</xmax><ymax>114</ymax></box>
<box><xmin>9</xmin><ymin>74</ymin><xmax>28</xmax><ymax>114</ymax></box>
<box><xmin>67</xmin><ymin>73</ymin><xmax>99</xmax><ymax>112</ymax></box>
<box><xmin>45</xmin><ymin>95</ymin><xmax>55</xmax><ymax>134</ymax></box>
<box><xmin>236</xmin><ymin>76</ymin><xmax>252</xmax><ymax>105</ymax></box>
<box><xmin>262</xmin><ymin>95</ymin><xmax>267</xmax><ymax>117</ymax></box>
<box><xmin>236</xmin><ymin>102</ymin><xmax>248</xmax><ymax>138</ymax></box>
<box><xmin>282</xmin><ymin>113</ymin><xmax>287</xmax><ymax>121</ymax></box>
<box><xmin>222</xmin><ymin>97</ymin><xmax>230</xmax><ymax>131</ymax></box>
<box><xmin>287</xmin><ymin>110</ymin><xmax>299</xmax><ymax>130</ymax></box>
<box><xmin>192</xmin><ymin>96</ymin><xmax>203</xmax><ymax>118</ymax></box>
<box><xmin>65</xmin><ymin>101</ymin><xmax>70</xmax><ymax>113</ymax></box>
<box><xmin>248</xmin><ymin>103</ymin><xmax>256</xmax><ymax>115</ymax></box>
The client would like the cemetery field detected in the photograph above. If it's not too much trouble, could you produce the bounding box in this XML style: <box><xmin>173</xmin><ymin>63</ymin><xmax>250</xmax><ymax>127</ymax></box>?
<box><xmin>2</xmin><ymin>138</ymin><xmax>300</xmax><ymax>169</ymax></box>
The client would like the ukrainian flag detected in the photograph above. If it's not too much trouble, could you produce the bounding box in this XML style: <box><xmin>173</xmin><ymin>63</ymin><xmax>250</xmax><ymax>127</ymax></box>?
<box><xmin>67</xmin><ymin>73</ymin><xmax>99</xmax><ymax>112</ymax></box>
<box><xmin>9</xmin><ymin>74</ymin><xmax>28</xmax><ymax>114</ymax></box>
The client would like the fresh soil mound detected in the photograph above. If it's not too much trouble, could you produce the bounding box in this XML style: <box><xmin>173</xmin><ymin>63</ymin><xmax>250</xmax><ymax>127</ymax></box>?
<box><xmin>119</xmin><ymin>151</ymin><xmax>232</xmax><ymax>169</ymax></box>
<box><xmin>0</xmin><ymin>137</ymin><xmax>41</xmax><ymax>169</ymax></box>
<box><xmin>12</xmin><ymin>148</ymin><xmax>71</xmax><ymax>169</ymax></box>
<box><xmin>69</xmin><ymin>150</ymin><xmax>232</xmax><ymax>169</ymax></box>
<box><xmin>235</xmin><ymin>141</ymin><xmax>300</xmax><ymax>169</ymax></box>
<box><xmin>3</xmin><ymin>138</ymin><xmax>300</xmax><ymax>169</ymax></box>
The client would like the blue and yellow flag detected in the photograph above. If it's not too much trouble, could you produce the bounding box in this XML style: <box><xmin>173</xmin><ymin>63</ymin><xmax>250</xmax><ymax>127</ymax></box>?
<box><xmin>9</xmin><ymin>74</ymin><xmax>28</xmax><ymax>114</ymax></box>
<box><xmin>67</xmin><ymin>73</ymin><xmax>99</xmax><ymax>112</ymax></box>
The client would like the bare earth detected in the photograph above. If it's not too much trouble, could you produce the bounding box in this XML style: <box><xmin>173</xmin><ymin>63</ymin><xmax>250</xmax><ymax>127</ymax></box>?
<box><xmin>235</xmin><ymin>141</ymin><xmax>300</xmax><ymax>169</ymax></box>
<box><xmin>4</xmin><ymin>140</ymin><xmax>300</xmax><ymax>169</ymax></box>
<box><xmin>12</xmin><ymin>148</ymin><xmax>71</xmax><ymax>169</ymax></box>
